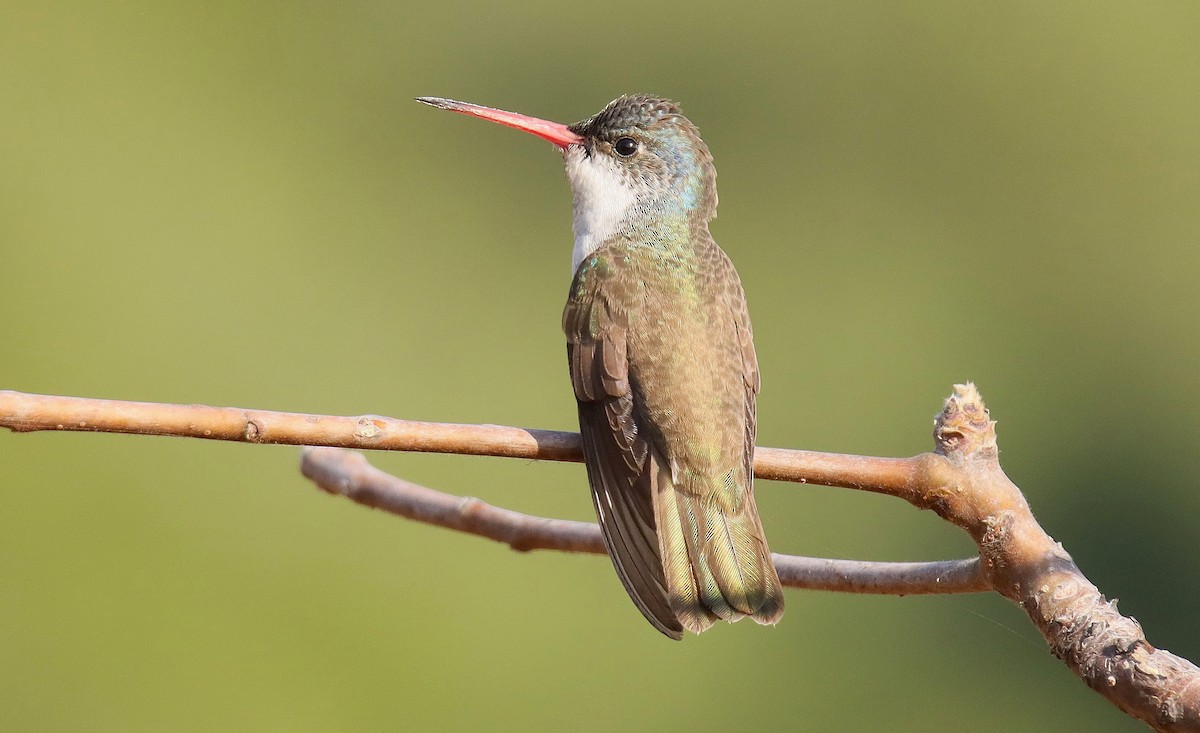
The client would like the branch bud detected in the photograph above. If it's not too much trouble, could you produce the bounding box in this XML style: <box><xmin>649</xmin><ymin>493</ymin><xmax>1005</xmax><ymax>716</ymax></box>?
<box><xmin>934</xmin><ymin>382</ymin><xmax>998</xmax><ymax>460</ymax></box>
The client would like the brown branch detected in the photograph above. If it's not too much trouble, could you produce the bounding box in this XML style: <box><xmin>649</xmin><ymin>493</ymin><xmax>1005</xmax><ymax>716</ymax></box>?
<box><xmin>0</xmin><ymin>389</ymin><xmax>983</xmax><ymax>598</ymax></box>
<box><xmin>299</xmin><ymin>446</ymin><xmax>986</xmax><ymax>595</ymax></box>
<box><xmin>2</xmin><ymin>386</ymin><xmax>1198</xmax><ymax>730</ymax></box>
<box><xmin>0</xmin><ymin>390</ymin><xmax>582</xmax><ymax>461</ymax></box>
<box><xmin>0</xmin><ymin>391</ymin><xmax>917</xmax><ymax>492</ymax></box>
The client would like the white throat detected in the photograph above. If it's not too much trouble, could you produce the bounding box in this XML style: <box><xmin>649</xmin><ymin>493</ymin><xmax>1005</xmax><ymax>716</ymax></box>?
<box><xmin>565</xmin><ymin>150</ymin><xmax>639</xmax><ymax>271</ymax></box>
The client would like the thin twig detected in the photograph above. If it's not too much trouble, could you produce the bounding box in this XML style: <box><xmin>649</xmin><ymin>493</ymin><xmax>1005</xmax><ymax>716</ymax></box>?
<box><xmin>299</xmin><ymin>446</ymin><xmax>986</xmax><ymax>595</ymax></box>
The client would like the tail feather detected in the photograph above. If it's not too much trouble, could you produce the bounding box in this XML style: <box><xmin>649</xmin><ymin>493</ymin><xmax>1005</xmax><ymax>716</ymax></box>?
<box><xmin>654</xmin><ymin>459</ymin><xmax>720</xmax><ymax>634</ymax></box>
<box><xmin>652</xmin><ymin>458</ymin><xmax>784</xmax><ymax>634</ymax></box>
<box><xmin>708</xmin><ymin>505</ymin><xmax>765</xmax><ymax>616</ymax></box>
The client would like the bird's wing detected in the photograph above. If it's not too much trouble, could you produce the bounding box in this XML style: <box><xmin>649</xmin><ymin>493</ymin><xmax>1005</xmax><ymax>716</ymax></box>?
<box><xmin>562</xmin><ymin>256</ymin><xmax>683</xmax><ymax>640</ymax></box>
<box><xmin>716</xmin><ymin>246</ymin><xmax>784</xmax><ymax>625</ymax></box>
<box><xmin>728</xmin><ymin>255</ymin><xmax>760</xmax><ymax>491</ymax></box>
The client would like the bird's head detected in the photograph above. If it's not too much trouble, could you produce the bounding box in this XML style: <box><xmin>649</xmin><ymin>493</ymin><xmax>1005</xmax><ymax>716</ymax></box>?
<box><xmin>564</xmin><ymin>95</ymin><xmax>717</xmax><ymax>224</ymax></box>
<box><xmin>417</xmin><ymin>94</ymin><xmax>717</xmax><ymax>267</ymax></box>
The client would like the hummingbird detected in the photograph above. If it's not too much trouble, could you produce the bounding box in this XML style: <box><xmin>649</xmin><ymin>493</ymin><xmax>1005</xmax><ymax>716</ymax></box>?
<box><xmin>417</xmin><ymin>94</ymin><xmax>784</xmax><ymax>639</ymax></box>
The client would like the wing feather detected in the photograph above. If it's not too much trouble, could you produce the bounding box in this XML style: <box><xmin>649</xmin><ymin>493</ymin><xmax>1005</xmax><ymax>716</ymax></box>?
<box><xmin>564</xmin><ymin>261</ymin><xmax>683</xmax><ymax>640</ymax></box>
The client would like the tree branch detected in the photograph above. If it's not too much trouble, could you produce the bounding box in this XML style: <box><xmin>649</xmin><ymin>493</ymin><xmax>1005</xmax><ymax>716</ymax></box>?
<box><xmin>0</xmin><ymin>390</ymin><xmax>916</xmax><ymax>491</ymax></box>
<box><xmin>2</xmin><ymin>385</ymin><xmax>1198</xmax><ymax>730</ymax></box>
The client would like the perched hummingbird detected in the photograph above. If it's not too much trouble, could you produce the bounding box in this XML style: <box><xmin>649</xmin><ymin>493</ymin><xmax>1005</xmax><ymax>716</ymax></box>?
<box><xmin>417</xmin><ymin>94</ymin><xmax>784</xmax><ymax>639</ymax></box>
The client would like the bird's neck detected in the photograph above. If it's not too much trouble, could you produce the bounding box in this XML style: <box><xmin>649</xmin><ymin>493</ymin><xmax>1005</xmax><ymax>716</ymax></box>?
<box><xmin>570</xmin><ymin>176</ymin><xmax>640</xmax><ymax>271</ymax></box>
<box><xmin>572</xmin><ymin>203</ymin><xmax>707</xmax><ymax>272</ymax></box>
<box><xmin>564</xmin><ymin>146</ymin><xmax>713</xmax><ymax>271</ymax></box>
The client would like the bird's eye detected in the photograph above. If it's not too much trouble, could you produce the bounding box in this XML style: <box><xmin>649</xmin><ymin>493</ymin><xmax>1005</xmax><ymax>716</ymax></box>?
<box><xmin>613</xmin><ymin>137</ymin><xmax>639</xmax><ymax>157</ymax></box>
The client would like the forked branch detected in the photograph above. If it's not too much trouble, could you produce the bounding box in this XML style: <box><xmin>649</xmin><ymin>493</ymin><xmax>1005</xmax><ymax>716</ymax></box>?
<box><xmin>1</xmin><ymin>386</ymin><xmax>1197</xmax><ymax>731</ymax></box>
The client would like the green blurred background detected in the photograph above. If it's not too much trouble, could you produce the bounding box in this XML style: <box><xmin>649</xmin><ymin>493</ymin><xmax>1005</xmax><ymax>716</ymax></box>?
<box><xmin>2</xmin><ymin>2</ymin><xmax>1197</xmax><ymax>730</ymax></box>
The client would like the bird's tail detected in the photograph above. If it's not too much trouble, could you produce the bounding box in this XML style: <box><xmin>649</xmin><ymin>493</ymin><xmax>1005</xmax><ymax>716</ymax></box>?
<box><xmin>652</xmin><ymin>461</ymin><xmax>784</xmax><ymax>635</ymax></box>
